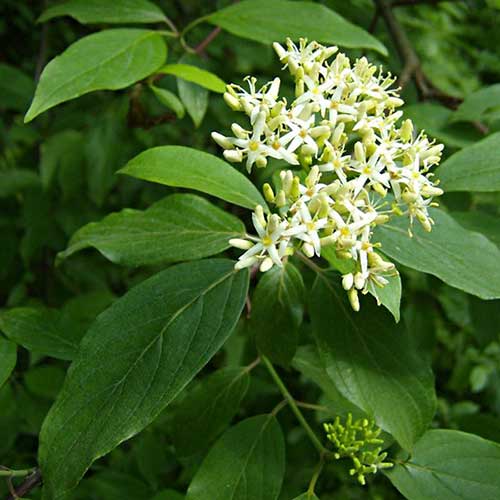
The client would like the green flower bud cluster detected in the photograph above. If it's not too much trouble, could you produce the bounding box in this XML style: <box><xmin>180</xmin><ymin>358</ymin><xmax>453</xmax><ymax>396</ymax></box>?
<box><xmin>324</xmin><ymin>414</ymin><xmax>393</xmax><ymax>485</ymax></box>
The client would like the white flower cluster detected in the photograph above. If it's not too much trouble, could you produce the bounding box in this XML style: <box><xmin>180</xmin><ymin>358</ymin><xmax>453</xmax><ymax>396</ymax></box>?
<box><xmin>212</xmin><ymin>38</ymin><xmax>444</xmax><ymax>311</ymax></box>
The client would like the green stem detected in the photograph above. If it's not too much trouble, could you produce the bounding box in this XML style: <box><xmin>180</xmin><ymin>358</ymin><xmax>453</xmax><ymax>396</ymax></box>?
<box><xmin>0</xmin><ymin>468</ymin><xmax>35</xmax><ymax>478</ymax></box>
<box><xmin>262</xmin><ymin>356</ymin><xmax>327</xmax><ymax>455</ymax></box>
<box><xmin>307</xmin><ymin>455</ymin><xmax>325</xmax><ymax>496</ymax></box>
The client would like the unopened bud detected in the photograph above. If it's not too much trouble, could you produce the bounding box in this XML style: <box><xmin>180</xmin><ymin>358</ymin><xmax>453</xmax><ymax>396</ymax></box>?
<box><xmin>263</xmin><ymin>183</ymin><xmax>275</xmax><ymax>203</ymax></box>
<box><xmin>348</xmin><ymin>288</ymin><xmax>360</xmax><ymax>312</ymax></box>
<box><xmin>342</xmin><ymin>273</ymin><xmax>354</xmax><ymax>290</ymax></box>
<box><xmin>229</xmin><ymin>238</ymin><xmax>253</xmax><ymax>250</ymax></box>
<box><xmin>231</xmin><ymin>123</ymin><xmax>248</xmax><ymax>139</ymax></box>
<box><xmin>272</xmin><ymin>42</ymin><xmax>287</xmax><ymax>60</ymax></box>
<box><xmin>223</xmin><ymin>92</ymin><xmax>241</xmax><ymax>111</ymax></box>
<box><xmin>223</xmin><ymin>149</ymin><xmax>243</xmax><ymax>163</ymax></box>
<box><xmin>211</xmin><ymin>132</ymin><xmax>233</xmax><ymax>149</ymax></box>
<box><xmin>255</xmin><ymin>156</ymin><xmax>267</xmax><ymax>169</ymax></box>
<box><xmin>400</xmin><ymin>119</ymin><xmax>413</xmax><ymax>142</ymax></box>
<box><xmin>260</xmin><ymin>257</ymin><xmax>274</xmax><ymax>272</ymax></box>
<box><xmin>275</xmin><ymin>190</ymin><xmax>286</xmax><ymax>207</ymax></box>
<box><xmin>354</xmin><ymin>272</ymin><xmax>365</xmax><ymax>290</ymax></box>
<box><xmin>302</xmin><ymin>242</ymin><xmax>315</xmax><ymax>258</ymax></box>
<box><xmin>354</xmin><ymin>141</ymin><xmax>366</xmax><ymax>163</ymax></box>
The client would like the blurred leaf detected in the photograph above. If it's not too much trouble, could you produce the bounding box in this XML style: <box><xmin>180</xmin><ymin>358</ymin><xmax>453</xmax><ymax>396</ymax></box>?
<box><xmin>205</xmin><ymin>0</ymin><xmax>387</xmax><ymax>55</ymax></box>
<box><xmin>0</xmin><ymin>337</ymin><xmax>16</xmax><ymax>388</ymax></box>
<box><xmin>59</xmin><ymin>194</ymin><xmax>244</xmax><ymax>266</ymax></box>
<box><xmin>159</xmin><ymin>64</ymin><xmax>226</xmax><ymax>93</ymax></box>
<box><xmin>176</xmin><ymin>54</ymin><xmax>209</xmax><ymax>127</ymax></box>
<box><xmin>292</xmin><ymin>494</ymin><xmax>319</xmax><ymax>500</ymax></box>
<box><xmin>85</xmin><ymin>471</ymin><xmax>151</xmax><ymax>500</ymax></box>
<box><xmin>39</xmin><ymin>0</ymin><xmax>166</xmax><ymax>24</ymax></box>
<box><xmin>387</xmin><ymin>430</ymin><xmax>500</xmax><ymax>499</ymax></box>
<box><xmin>453</xmin><ymin>84</ymin><xmax>500</xmax><ymax>123</ymax></box>
<box><xmin>151</xmin><ymin>491</ymin><xmax>184</xmax><ymax>500</ymax></box>
<box><xmin>0</xmin><ymin>63</ymin><xmax>35</xmax><ymax>112</ymax></box>
<box><xmin>456</xmin><ymin>413</ymin><xmax>500</xmax><ymax>443</ymax></box>
<box><xmin>310</xmin><ymin>272</ymin><xmax>436</xmax><ymax>450</ymax></box>
<box><xmin>437</xmin><ymin>132</ymin><xmax>500</xmax><ymax>192</ymax></box>
<box><xmin>251</xmin><ymin>262</ymin><xmax>305</xmax><ymax>365</ymax></box>
<box><xmin>186</xmin><ymin>415</ymin><xmax>285</xmax><ymax>500</ymax></box>
<box><xmin>39</xmin><ymin>260</ymin><xmax>248</xmax><ymax>500</ymax></box>
<box><xmin>119</xmin><ymin>146</ymin><xmax>267</xmax><ymax>210</ymax></box>
<box><xmin>24</xmin><ymin>365</ymin><xmax>66</xmax><ymax>399</ymax></box>
<box><xmin>0</xmin><ymin>307</ymin><xmax>79</xmax><ymax>360</ymax></box>
<box><xmin>375</xmin><ymin>208</ymin><xmax>500</xmax><ymax>300</ymax></box>
<box><xmin>149</xmin><ymin>85</ymin><xmax>185</xmax><ymax>118</ymax></box>
<box><xmin>404</xmin><ymin>103</ymin><xmax>482</xmax><ymax>149</ymax></box>
<box><xmin>134</xmin><ymin>433</ymin><xmax>169</xmax><ymax>489</ymax></box>
<box><xmin>452</xmin><ymin>211</ymin><xmax>500</xmax><ymax>248</ymax></box>
<box><xmin>0</xmin><ymin>169</ymin><xmax>40</xmax><ymax>197</ymax></box>
<box><xmin>25</xmin><ymin>29</ymin><xmax>167</xmax><ymax>122</ymax></box>
<box><xmin>171</xmin><ymin>367</ymin><xmax>250</xmax><ymax>458</ymax></box>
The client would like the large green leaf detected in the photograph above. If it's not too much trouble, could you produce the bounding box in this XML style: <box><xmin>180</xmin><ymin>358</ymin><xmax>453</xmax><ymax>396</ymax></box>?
<box><xmin>375</xmin><ymin>208</ymin><xmax>500</xmax><ymax>299</ymax></box>
<box><xmin>310</xmin><ymin>272</ymin><xmax>436</xmax><ymax>450</ymax></box>
<box><xmin>0</xmin><ymin>337</ymin><xmax>16</xmax><ymax>389</ymax></box>
<box><xmin>39</xmin><ymin>259</ymin><xmax>248</xmax><ymax>500</ymax></box>
<box><xmin>159</xmin><ymin>64</ymin><xmax>226</xmax><ymax>93</ymax></box>
<box><xmin>251</xmin><ymin>262</ymin><xmax>305</xmax><ymax>365</ymax></box>
<box><xmin>38</xmin><ymin>0</ymin><xmax>166</xmax><ymax>24</ymax></box>
<box><xmin>0</xmin><ymin>307</ymin><xmax>79</xmax><ymax>361</ymax></box>
<box><xmin>119</xmin><ymin>146</ymin><xmax>266</xmax><ymax>210</ymax></box>
<box><xmin>186</xmin><ymin>415</ymin><xmax>285</xmax><ymax>500</ymax></box>
<box><xmin>452</xmin><ymin>210</ymin><xmax>500</xmax><ymax>248</ymax></box>
<box><xmin>436</xmin><ymin>132</ymin><xmax>500</xmax><ymax>192</ymax></box>
<box><xmin>149</xmin><ymin>85</ymin><xmax>185</xmax><ymax>118</ymax></box>
<box><xmin>171</xmin><ymin>367</ymin><xmax>250</xmax><ymax>458</ymax></box>
<box><xmin>205</xmin><ymin>0</ymin><xmax>387</xmax><ymax>55</ymax></box>
<box><xmin>368</xmin><ymin>272</ymin><xmax>401</xmax><ymax>323</ymax></box>
<box><xmin>25</xmin><ymin>29</ymin><xmax>167</xmax><ymax>122</ymax></box>
<box><xmin>58</xmin><ymin>194</ymin><xmax>245</xmax><ymax>266</ymax></box>
<box><xmin>387</xmin><ymin>429</ymin><xmax>500</xmax><ymax>500</ymax></box>
<box><xmin>452</xmin><ymin>84</ymin><xmax>500</xmax><ymax>123</ymax></box>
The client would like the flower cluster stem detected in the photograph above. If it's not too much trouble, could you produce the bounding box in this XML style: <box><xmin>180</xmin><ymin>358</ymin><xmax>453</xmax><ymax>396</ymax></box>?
<box><xmin>262</xmin><ymin>356</ymin><xmax>327</xmax><ymax>455</ymax></box>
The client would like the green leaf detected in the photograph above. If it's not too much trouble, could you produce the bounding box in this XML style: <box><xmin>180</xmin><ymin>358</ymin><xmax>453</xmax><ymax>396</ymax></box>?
<box><xmin>58</xmin><ymin>194</ymin><xmax>245</xmax><ymax>266</ymax></box>
<box><xmin>251</xmin><ymin>262</ymin><xmax>305</xmax><ymax>365</ymax></box>
<box><xmin>186</xmin><ymin>415</ymin><xmax>285</xmax><ymax>500</ymax></box>
<box><xmin>0</xmin><ymin>337</ymin><xmax>16</xmax><ymax>389</ymax></box>
<box><xmin>39</xmin><ymin>259</ymin><xmax>248</xmax><ymax>500</ymax></box>
<box><xmin>292</xmin><ymin>494</ymin><xmax>319</xmax><ymax>500</ymax></box>
<box><xmin>25</xmin><ymin>29</ymin><xmax>167</xmax><ymax>122</ymax></box>
<box><xmin>452</xmin><ymin>84</ymin><xmax>500</xmax><ymax>123</ymax></box>
<box><xmin>151</xmin><ymin>490</ymin><xmax>184</xmax><ymax>500</ymax></box>
<box><xmin>436</xmin><ymin>132</ymin><xmax>500</xmax><ymax>192</ymax></box>
<box><xmin>386</xmin><ymin>429</ymin><xmax>500</xmax><ymax>500</ymax></box>
<box><xmin>38</xmin><ymin>0</ymin><xmax>166</xmax><ymax>24</ymax></box>
<box><xmin>367</xmin><ymin>271</ymin><xmax>401</xmax><ymax>323</ymax></box>
<box><xmin>320</xmin><ymin>245</ymin><xmax>356</xmax><ymax>275</ymax></box>
<box><xmin>176</xmin><ymin>55</ymin><xmax>208</xmax><ymax>127</ymax></box>
<box><xmin>119</xmin><ymin>146</ymin><xmax>267</xmax><ymax>210</ymax></box>
<box><xmin>0</xmin><ymin>307</ymin><xmax>79</xmax><ymax>361</ymax></box>
<box><xmin>452</xmin><ymin>210</ymin><xmax>500</xmax><ymax>248</ymax></box>
<box><xmin>0</xmin><ymin>169</ymin><xmax>40</xmax><ymax>197</ymax></box>
<box><xmin>171</xmin><ymin>367</ymin><xmax>250</xmax><ymax>458</ymax></box>
<box><xmin>0</xmin><ymin>63</ymin><xmax>35</xmax><ymax>112</ymax></box>
<box><xmin>404</xmin><ymin>103</ymin><xmax>482</xmax><ymax>149</ymax></box>
<box><xmin>24</xmin><ymin>365</ymin><xmax>66</xmax><ymax>399</ymax></box>
<box><xmin>149</xmin><ymin>85</ymin><xmax>185</xmax><ymax>118</ymax></box>
<box><xmin>375</xmin><ymin>208</ymin><xmax>500</xmax><ymax>299</ymax></box>
<box><xmin>205</xmin><ymin>0</ymin><xmax>387</xmax><ymax>55</ymax></box>
<box><xmin>310</xmin><ymin>272</ymin><xmax>436</xmax><ymax>450</ymax></box>
<box><xmin>292</xmin><ymin>345</ymin><xmax>365</xmax><ymax>420</ymax></box>
<box><xmin>159</xmin><ymin>64</ymin><xmax>226</xmax><ymax>93</ymax></box>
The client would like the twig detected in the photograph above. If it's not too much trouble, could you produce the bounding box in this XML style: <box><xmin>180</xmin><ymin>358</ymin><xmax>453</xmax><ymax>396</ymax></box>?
<box><xmin>368</xmin><ymin>8</ymin><xmax>380</xmax><ymax>34</ymax></box>
<box><xmin>374</xmin><ymin>0</ymin><xmax>463</xmax><ymax>108</ymax></box>
<box><xmin>5</xmin><ymin>469</ymin><xmax>42</xmax><ymax>500</ymax></box>
<box><xmin>195</xmin><ymin>26</ymin><xmax>221</xmax><ymax>55</ymax></box>
<box><xmin>262</xmin><ymin>356</ymin><xmax>328</xmax><ymax>455</ymax></box>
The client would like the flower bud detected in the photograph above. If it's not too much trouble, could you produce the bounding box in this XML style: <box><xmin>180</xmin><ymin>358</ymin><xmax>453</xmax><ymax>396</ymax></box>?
<box><xmin>354</xmin><ymin>142</ymin><xmax>366</xmax><ymax>163</ymax></box>
<box><xmin>260</xmin><ymin>257</ymin><xmax>274</xmax><ymax>272</ymax></box>
<box><xmin>263</xmin><ymin>183</ymin><xmax>275</xmax><ymax>203</ymax></box>
<box><xmin>231</xmin><ymin>123</ymin><xmax>248</xmax><ymax>139</ymax></box>
<box><xmin>223</xmin><ymin>92</ymin><xmax>241</xmax><ymax>111</ymax></box>
<box><xmin>354</xmin><ymin>272</ymin><xmax>365</xmax><ymax>290</ymax></box>
<box><xmin>348</xmin><ymin>288</ymin><xmax>360</xmax><ymax>312</ymax></box>
<box><xmin>255</xmin><ymin>156</ymin><xmax>267</xmax><ymax>169</ymax></box>
<box><xmin>400</xmin><ymin>119</ymin><xmax>413</xmax><ymax>142</ymax></box>
<box><xmin>272</xmin><ymin>42</ymin><xmax>287</xmax><ymax>61</ymax></box>
<box><xmin>211</xmin><ymin>132</ymin><xmax>233</xmax><ymax>149</ymax></box>
<box><xmin>235</xmin><ymin>256</ymin><xmax>258</xmax><ymax>270</ymax></box>
<box><xmin>275</xmin><ymin>190</ymin><xmax>287</xmax><ymax>207</ymax></box>
<box><xmin>420</xmin><ymin>185</ymin><xmax>443</xmax><ymax>197</ymax></box>
<box><xmin>223</xmin><ymin>149</ymin><xmax>243</xmax><ymax>163</ymax></box>
<box><xmin>342</xmin><ymin>273</ymin><xmax>354</xmax><ymax>290</ymax></box>
<box><xmin>229</xmin><ymin>238</ymin><xmax>253</xmax><ymax>250</ymax></box>
<box><xmin>302</xmin><ymin>242</ymin><xmax>315</xmax><ymax>258</ymax></box>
